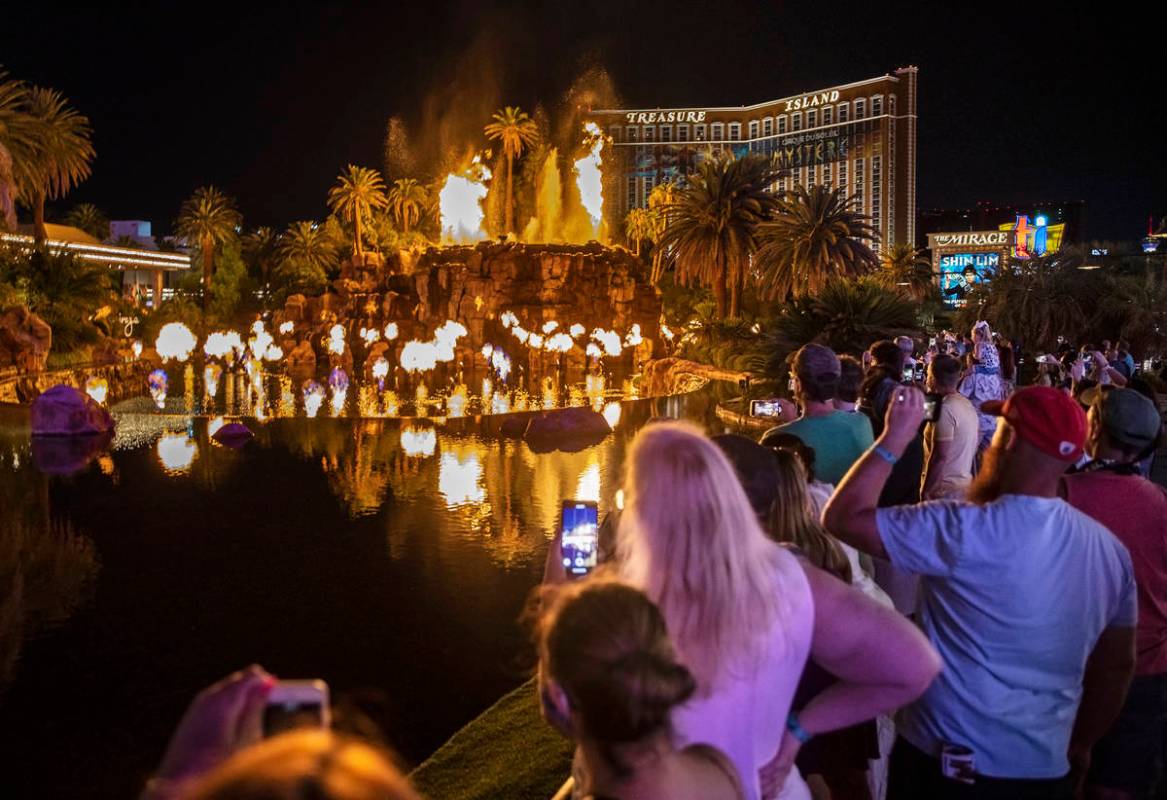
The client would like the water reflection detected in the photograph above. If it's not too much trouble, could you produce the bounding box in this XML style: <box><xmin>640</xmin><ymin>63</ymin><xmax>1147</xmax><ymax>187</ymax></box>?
<box><xmin>439</xmin><ymin>444</ymin><xmax>486</xmax><ymax>508</ymax></box>
<box><xmin>156</xmin><ymin>431</ymin><xmax>198</xmax><ymax>475</ymax></box>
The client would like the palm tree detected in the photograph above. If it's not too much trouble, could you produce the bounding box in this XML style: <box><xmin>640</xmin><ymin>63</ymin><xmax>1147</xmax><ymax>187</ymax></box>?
<box><xmin>624</xmin><ymin>208</ymin><xmax>652</xmax><ymax>256</ymax></box>
<box><xmin>242</xmin><ymin>226</ymin><xmax>280</xmax><ymax>295</ymax></box>
<box><xmin>646</xmin><ymin>181</ymin><xmax>679</xmax><ymax>283</ymax></box>
<box><xmin>64</xmin><ymin>203</ymin><xmax>108</xmax><ymax>241</ymax></box>
<box><xmin>387</xmin><ymin>178</ymin><xmax>427</xmax><ymax>234</ymax></box>
<box><xmin>878</xmin><ymin>243</ymin><xmax>935</xmax><ymax>301</ymax></box>
<box><xmin>0</xmin><ymin>72</ymin><xmax>35</xmax><ymax>231</ymax></box>
<box><xmin>657</xmin><ymin>152</ymin><xmax>779</xmax><ymax>318</ymax></box>
<box><xmin>20</xmin><ymin>87</ymin><xmax>95</xmax><ymax>243</ymax></box>
<box><xmin>954</xmin><ymin>250</ymin><xmax>1089</xmax><ymax>351</ymax></box>
<box><xmin>327</xmin><ymin>165</ymin><xmax>388</xmax><ymax>261</ymax></box>
<box><xmin>483</xmin><ymin>106</ymin><xmax>539</xmax><ymax>235</ymax></box>
<box><xmin>277</xmin><ymin>221</ymin><xmax>337</xmax><ymax>274</ymax></box>
<box><xmin>272</xmin><ymin>221</ymin><xmax>336</xmax><ymax>302</ymax></box>
<box><xmin>755</xmin><ymin>184</ymin><xmax>880</xmax><ymax>301</ymax></box>
<box><xmin>773</xmin><ymin>276</ymin><xmax>917</xmax><ymax>354</ymax></box>
<box><xmin>175</xmin><ymin>186</ymin><xmax>242</xmax><ymax>310</ymax></box>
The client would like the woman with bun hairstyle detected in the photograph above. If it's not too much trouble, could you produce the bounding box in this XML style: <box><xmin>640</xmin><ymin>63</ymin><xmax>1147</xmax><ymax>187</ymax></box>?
<box><xmin>538</xmin><ymin>578</ymin><xmax>744</xmax><ymax>800</ymax></box>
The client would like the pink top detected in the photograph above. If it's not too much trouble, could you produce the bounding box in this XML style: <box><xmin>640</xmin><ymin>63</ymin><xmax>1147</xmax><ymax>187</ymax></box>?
<box><xmin>1065</xmin><ymin>470</ymin><xmax>1167</xmax><ymax>675</ymax></box>
<box><xmin>671</xmin><ymin>546</ymin><xmax>815</xmax><ymax>800</ymax></box>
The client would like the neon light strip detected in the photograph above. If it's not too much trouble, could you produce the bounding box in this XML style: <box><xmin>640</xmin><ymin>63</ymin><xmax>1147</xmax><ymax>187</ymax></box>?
<box><xmin>0</xmin><ymin>233</ymin><xmax>191</xmax><ymax>269</ymax></box>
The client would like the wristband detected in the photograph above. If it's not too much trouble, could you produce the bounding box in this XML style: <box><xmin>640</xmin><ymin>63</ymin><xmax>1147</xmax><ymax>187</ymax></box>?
<box><xmin>786</xmin><ymin>713</ymin><xmax>813</xmax><ymax>744</ymax></box>
<box><xmin>873</xmin><ymin>444</ymin><xmax>899</xmax><ymax>465</ymax></box>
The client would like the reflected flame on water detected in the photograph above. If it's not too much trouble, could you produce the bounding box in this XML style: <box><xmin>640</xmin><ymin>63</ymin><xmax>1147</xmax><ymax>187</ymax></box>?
<box><xmin>400</xmin><ymin>426</ymin><xmax>436</xmax><ymax>458</ymax></box>
<box><xmin>602</xmin><ymin>401</ymin><xmax>622</xmax><ymax>429</ymax></box>
<box><xmin>574</xmin><ymin>460</ymin><xmax>601</xmax><ymax>503</ymax></box>
<box><xmin>157</xmin><ymin>432</ymin><xmax>198</xmax><ymax>475</ymax></box>
<box><xmin>439</xmin><ymin>446</ymin><xmax>486</xmax><ymax>507</ymax></box>
<box><xmin>84</xmin><ymin>376</ymin><xmax>108</xmax><ymax>405</ymax></box>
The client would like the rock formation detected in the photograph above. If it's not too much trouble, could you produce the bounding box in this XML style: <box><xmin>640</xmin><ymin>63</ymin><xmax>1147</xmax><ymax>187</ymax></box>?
<box><xmin>0</xmin><ymin>305</ymin><xmax>52</xmax><ymax>373</ymax></box>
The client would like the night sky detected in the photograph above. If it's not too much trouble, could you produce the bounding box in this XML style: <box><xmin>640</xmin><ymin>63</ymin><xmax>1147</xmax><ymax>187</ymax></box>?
<box><xmin>2</xmin><ymin>0</ymin><xmax>1161</xmax><ymax>241</ymax></box>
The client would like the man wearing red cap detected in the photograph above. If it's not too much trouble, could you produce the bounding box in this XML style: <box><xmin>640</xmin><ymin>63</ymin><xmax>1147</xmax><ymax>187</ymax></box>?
<box><xmin>824</xmin><ymin>386</ymin><xmax>1136</xmax><ymax>799</ymax></box>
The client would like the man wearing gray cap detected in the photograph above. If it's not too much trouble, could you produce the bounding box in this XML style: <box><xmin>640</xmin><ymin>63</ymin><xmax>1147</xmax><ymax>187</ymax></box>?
<box><xmin>1062</xmin><ymin>386</ymin><xmax>1167</xmax><ymax>799</ymax></box>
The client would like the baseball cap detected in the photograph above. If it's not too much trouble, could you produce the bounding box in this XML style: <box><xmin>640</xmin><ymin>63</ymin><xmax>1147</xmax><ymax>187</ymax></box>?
<box><xmin>1080</xmin><ymin>386</ymin><xmax>1162</xmax><ymax>453</ymax></box>
<box><xmin>794</xmin><ymin>344</ymin><xmax>841</xmax><ymax>380</ymax></box>
<box><xmin>982</xmin><ymin>386</ymin><xmax>1087</xmax><ymax>462</ymax></box>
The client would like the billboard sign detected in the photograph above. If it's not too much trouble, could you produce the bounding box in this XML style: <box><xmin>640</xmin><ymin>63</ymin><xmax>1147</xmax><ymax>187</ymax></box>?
<box><xmin>938</xmin><ymin>252</ymin><xmax>999</xmax><ymax>308</ymax></box>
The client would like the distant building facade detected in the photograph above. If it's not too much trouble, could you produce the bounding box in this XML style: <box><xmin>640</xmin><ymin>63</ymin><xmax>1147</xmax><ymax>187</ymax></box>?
<box><xmin>586</xmin><ymin>66</ymin><xmax>919</xmax><ymax>247</ymax></box>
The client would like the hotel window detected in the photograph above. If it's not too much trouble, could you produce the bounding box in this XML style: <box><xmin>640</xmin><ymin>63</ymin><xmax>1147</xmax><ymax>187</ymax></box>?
<box><xmin>627</xmin><ymin>178</ymin><xmax>637</xmax><ymax>210</ymax></box>
<box><xmin>643</xmin><ymin>125</ymin><xmax>655</xmax><ymax>142</ymax></box>
<box><xmin>853</xmin><ymin>158</ymin><xmax>865</xmax><ymax>214</ymax></box>
<box><xmin>871</xmin><ymin>95</ymin><xmax>883</xmax><ymax>116</ymax></box>
<box><xmin>695</xmin><ymin>123</ymin><xmax>707</xmax><ymax>141</ymax></box>
<box><xmin>660</xmin><ymin>125</ymin><xmax>672</xmax><ymax>142</ymax></box>
<box><xmin>729</xmin><ymin>122</ymin><xmax>741</xmax><ymax>141</ymax></box>
<box><xmin>748</xmin><ymin>120</ymin><xmax>759</xmax><ymax>139</ymax></box>
<box><xmin>764</xmin><ymin>117</ymin><xmax>773</xmax><ymax>137</ymax></box>
<box><xmin>792</xmin><ymin>112</ymin><xmax>802</xmax><ymax>131</ymax></box>
<box><xmin>806</xmin><ymin>165</ymin><xmax>816</xmax><ymax>188</ymax></box>
<box><xmin>837</xmin><ymin>102</ymin><xmax>849</xmax><ymax>122</ymax></box>
<box><xmin>778</xmin><ymin>115</ymin><xmax>788</xmax><ymax>134</ymax></box>
<box><xmin>608</xmin><ymin>125</ymin><xmax>621</xmax><ymax>143</ymax></box>
<box><xmin>822</xmin><ymin>106</ymin><xmax>832</xmax><ymax>125</ymax></box>
<box><xmin>626</xmin><ymin>126</ymin><xmax>639</xmax><ymax>142</ymax></box>
<box><xmin>837</xmin><ymin>160</ymin><xmax>848</xmax><ymax>194</ymax></box>
<box><xmin>806</xmin><ymin>109</ymin><xmax>817</xmax><ymax>128</ymax></box>
<box><xmin>823</xmin><ymin>161</ymin><xmax>832</xmax><ymax>187</ymax></box>
<box><xmin>871</xmin><ymin>155</ymin><xmax>882</xmax><ymax>226</ymax></box>
<box><xmin>677</xmin><ymin>124</ymin><xmax>689</xmax><ymax>142</ymax></box>
<box><xmin>711</xmin><ymin>122</ymin><xmax>724</xmax><ymax>141</ymax></box>
<box><xmin>854</xmin><ymin>99</ymin><xmax>866</xmax><ymax>120</ymax></box>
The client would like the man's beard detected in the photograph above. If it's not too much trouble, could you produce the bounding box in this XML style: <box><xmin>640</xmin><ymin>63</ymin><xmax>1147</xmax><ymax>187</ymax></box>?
<box><xmin>967</xmin><ymin>444</ymin><xmax>1006</xmax><ymax>504</ymax></box>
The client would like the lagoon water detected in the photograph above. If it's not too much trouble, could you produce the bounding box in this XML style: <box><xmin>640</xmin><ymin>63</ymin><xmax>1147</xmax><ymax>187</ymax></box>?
<box><xmin>0</xmin><ymin>394</ymin><xmax>709</xmax><ymax>798</ymax></box>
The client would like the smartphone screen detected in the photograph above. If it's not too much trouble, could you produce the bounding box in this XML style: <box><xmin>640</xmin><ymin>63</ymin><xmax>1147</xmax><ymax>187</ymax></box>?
<box><xmin>924</xmin><ymin>393</ymin><xmax>942</xmax><ymax>422</ymax></box>
<box><xmin>902</xmin><ymin>364</ymin><xmax>915</xmax><ymax>382</ymax></box>
<box><xmin>560</xmin><ymin>500</ymin><xmax>599</xmax><ymax>578</ymax></box>
<box><xmin>263</xmin><ymin>680</ymin><xmax>329</xmax><ymax>737</ymax></box>
<box><xmin>750</xmin><ymin>399</ymin><xmax>783</xmax><ymax>418</ymax></box>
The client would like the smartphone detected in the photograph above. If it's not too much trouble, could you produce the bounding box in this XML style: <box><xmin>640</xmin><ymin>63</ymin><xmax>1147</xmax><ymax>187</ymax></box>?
<box><xmin>902</xmin><ymin>364</ymin><xmax>915</xmax><ymax>382</ymax></box>
<box><xmin>263</xmin><ymin>680</ymin><xmax>330</xmax><ymax>737</ymax></box>
<box><xmin>560</xmin><ymin>500</ymin><xmax>599</xmax><ymax>578</ymax></box>
<box><xmin>787</xmin><ymin>376</ymin><xmax>796</xmax><ymax>392</ymax></box>
<box><xmin>928</xmin><ymin>336</ymin><xmax>937</xmax><ymax>348</ymax></box>
<box><xmin>750</xmin><ymin>398</ymin><xmax>785</xmax><ymax>418</ymax></box>
<box><xmin>923</xmin><ymin>392</ymin><xmax>943</xmax><ymax>423</ymax></box>
<box><xmin>914</xmin><ymin>363</ymin><xmax>925</xmax><ymax>382</ymax></box>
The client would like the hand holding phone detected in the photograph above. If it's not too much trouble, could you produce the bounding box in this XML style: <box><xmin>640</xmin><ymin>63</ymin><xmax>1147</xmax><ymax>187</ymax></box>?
<box><xmin>263</xmin><ymin>680</ymin><xmax>330</xmax><ymax>737</ymax></box>
<box><xmin>750</xmin><ymin>398</ymin><xmax>790</xmax><ymax>419</ymax></box>
<box><xmin>560</xmin><ymin>500</ymin><xmax>599</xmax><ymax>578</ymax></box>
<box><xmin>923</xmin><ymin>392</ymin><xmax>943</xmax><ymax>423</ymax></box>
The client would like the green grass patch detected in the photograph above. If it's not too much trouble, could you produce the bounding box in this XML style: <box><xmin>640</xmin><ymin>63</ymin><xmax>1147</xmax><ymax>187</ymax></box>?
<box><xmin>410</xmin><ymin>678</ymin><xmax>572</xmax><ymax>800</ymax></box>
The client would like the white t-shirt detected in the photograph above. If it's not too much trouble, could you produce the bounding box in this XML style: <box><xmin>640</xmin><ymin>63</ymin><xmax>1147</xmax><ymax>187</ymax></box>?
<box><xmin>671</xmin><ymin>546</ymin><xmax>815</xmax><ymax>800</ymax></box>
<box><xmin>877</xmin><ymin>495</ymin><xmax>1136</xmax><ymax>778</ymax></box>
<box><xmin>922</xmin><ymin>392</ymin><xmax>979</xmax><ymax>499</ymax></box>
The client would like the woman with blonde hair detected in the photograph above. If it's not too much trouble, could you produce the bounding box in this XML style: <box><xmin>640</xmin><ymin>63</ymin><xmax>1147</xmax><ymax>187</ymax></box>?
<box><xmin>538</xmin><ymin>578</ymin><xmax>744</xmax><ymax>800</ymax></box>
<box><xmin>617</xmin><ymin>421</ymin><xmax>940</xmax><ymax>800</ymax></box>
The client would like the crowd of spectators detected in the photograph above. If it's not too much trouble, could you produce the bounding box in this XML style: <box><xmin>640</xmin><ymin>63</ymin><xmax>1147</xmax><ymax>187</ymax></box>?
<box><xmin>137</xmin><ymin>323</ymin><xmax>1165</xmax><ymax>800</ymax></box>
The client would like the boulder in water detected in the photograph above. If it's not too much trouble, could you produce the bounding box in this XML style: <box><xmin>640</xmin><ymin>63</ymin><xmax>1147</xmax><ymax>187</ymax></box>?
<box><xmin>30</xmin><ymin>385</ymin><xmax>114</xmax><ymax>437</ymax></box>
<box><xmin>523</xmin><ymin>407</ymin><xmax>612</xmax><ymax>453</ymax></box>
<box><xmin>212</xmin><ymin>422</ymin><xmax>253</xmax><ymax>448</ymax></box>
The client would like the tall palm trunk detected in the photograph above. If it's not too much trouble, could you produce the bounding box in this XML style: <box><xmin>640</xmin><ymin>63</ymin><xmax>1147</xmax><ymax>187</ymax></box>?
<box><xmin>505</xmin><ymin>151</ymin><xmax>514</xmax><ymax>234</ymax></box>
<box><xmin>202</xmin><ymin>235</ymin><xmax>214</xmax><ymax>311</ymax></box>
<box><xmin>713</xmin><ymin>259</ymin><xmax>728</xmax><ymax>318</ymax></box>
<box><xmin>353</xmin><ymin>205</ymin><xmax>364</xmax><ymax>261</ymax></box>
<box><xmin>33</xmin><ymin>192</ymin><xmax>47</xmax><ymax>244</ymax></box>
